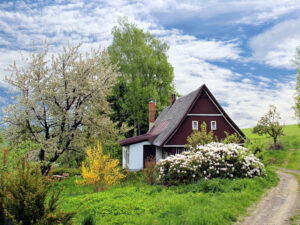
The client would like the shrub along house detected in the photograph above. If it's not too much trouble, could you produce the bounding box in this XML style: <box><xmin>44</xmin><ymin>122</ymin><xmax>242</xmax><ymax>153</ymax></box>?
<box><xmin>119</xmin><ymin>84</ymin><xmax>245</xmax><ymax>171</ymax></box>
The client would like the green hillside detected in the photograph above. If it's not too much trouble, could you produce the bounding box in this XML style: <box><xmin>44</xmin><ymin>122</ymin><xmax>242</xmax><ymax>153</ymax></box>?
<box><xmin>242</xmin><ymin>124</ymin><xmax>300</xmax><ymax>171</ymax></box>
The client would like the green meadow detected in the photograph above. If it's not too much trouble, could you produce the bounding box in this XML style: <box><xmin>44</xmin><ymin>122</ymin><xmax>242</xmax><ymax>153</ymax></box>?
<box><xmin>243</xmin><ymin>124</ymin><xmax>300</xmax><ymax>171</ymax></box>
<box><xmin>56</xmin><ymin>171</ymin><xmax>278</xmax><ymax>225</ymax></box>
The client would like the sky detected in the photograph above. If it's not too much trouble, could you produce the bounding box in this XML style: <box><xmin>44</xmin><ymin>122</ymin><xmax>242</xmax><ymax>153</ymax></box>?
<box><xmin>0</xmin><ymin>0</ymin><xmax>300</xmax><ymax>128</ymax></box>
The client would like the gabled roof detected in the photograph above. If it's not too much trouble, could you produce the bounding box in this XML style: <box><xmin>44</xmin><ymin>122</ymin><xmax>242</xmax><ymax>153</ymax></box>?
<box><xmin>119</xmin><ymin>84</ymin><xmax>245</xmax><ymax>146</ymax></box>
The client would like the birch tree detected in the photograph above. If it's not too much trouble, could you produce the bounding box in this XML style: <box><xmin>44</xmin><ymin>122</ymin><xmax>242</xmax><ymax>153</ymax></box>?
<box><xmin>2</xmin><ymin>44</ymin><xmax>119</xmax><ymax>173</ymax></box>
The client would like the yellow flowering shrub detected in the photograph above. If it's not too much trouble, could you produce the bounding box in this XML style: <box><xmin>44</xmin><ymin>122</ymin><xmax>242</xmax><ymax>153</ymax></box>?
<box><xmin>76</xmin><ymin>142</ymin><xmax>125</xmax><ymax>191</ymax></box>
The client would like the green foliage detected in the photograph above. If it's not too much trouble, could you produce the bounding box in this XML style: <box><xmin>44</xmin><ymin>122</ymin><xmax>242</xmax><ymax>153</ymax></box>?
<box><xmin>222</xmin><ymin>131</ymin><xmax>244</xmax><ymax>144</ymax></box>
<box><xmin>53</xmin><ymin>169</ymin><xmax>277</xmax><ymax>225</ymax></box>
<box><xmin>253</xmin><ymin>105</ymin><xmax>284</xmax><ymax>147</ymax></box>
<box><xmin>0</xmin><ymin>158</ymin><xmax>75</xmax><ymax>225</ymax></box>
<box><xmin>81</xmin><ymin>215</ymin><xmax>95</xmax><ymax>225</ymax></box>
<box><xmin>103</xmin><ymin>142</ymin><xmax>123</xmax><ymax>163</ymax></box>
<box><xmin>185</xmin><ymin>122</ymin><xmax>214</xmax><ymax>149</ymax></box>
<box><xmin>0</xmin><ymin>140</ymin><xmax>41</xmax><ymax>172</ymax></box>
<box><xmin>286</xmin><ymin>149</ymin><xmax>300</xmax><ymax>171</ymax></box>
<box><xmin>49</xmin><ymin>167</ymin><xmax>81</xmax><ymax>176</ymax></box>
<box><xmin>142</xmin><ymin>156</ymin><xmax>156</xmax><ymax>185</ymax></box>
<box><xmin>108</xmin><ymin>18</ymin><xmax>175</xmax><ymax>136</ymax></box>
<box><xmin>244</xmin><ymin>139</ymin><xmax>266</xmax><ymax>161</ymax></box>
<box><xmin>243</xmin><ymin>124</ymin><xmax>300</xmax><ymax>170</ymax></box>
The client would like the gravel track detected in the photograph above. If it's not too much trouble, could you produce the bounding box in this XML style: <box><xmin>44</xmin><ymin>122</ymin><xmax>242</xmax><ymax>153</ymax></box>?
<box><xmin>239</xmin><ymin>171</ymin><xmax>299</xmax><ymax>225</ymax></box>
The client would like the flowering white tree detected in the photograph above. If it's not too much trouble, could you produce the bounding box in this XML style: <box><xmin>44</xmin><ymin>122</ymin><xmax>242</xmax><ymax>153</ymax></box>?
<box><xmin>2</xmin><ymin>45</ymin><xmax>119</xmax><ymax>173</ymax></box>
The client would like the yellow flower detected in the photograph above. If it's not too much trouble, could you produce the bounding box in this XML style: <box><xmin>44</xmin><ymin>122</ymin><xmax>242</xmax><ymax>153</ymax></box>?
<box><xmin>76</xmin><ymin>141</ymin><xmax>126</xmax><ymax>191</ymax></box>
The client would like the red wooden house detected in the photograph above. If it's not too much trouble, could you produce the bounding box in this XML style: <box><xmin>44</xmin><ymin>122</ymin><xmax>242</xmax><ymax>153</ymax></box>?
<box><xmin>119</xmin><ymin>84</ymin><xmax>245</xmax><ymax>171</ymax></box>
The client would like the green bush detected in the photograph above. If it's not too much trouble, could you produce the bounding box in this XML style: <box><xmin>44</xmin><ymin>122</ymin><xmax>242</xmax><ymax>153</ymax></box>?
<box><xmin>0</xmin><ymin>158</ymin><xmax>75</xmax><ymax>225</ymax></box>
<box><xmin>82</xmin><ymin>215</ymin><xmax>95</xmax><ymax>225</ymax></box>
<box><xmin>222</xmin><ymin>131</ymin><xmax>244</xmax><ymax>144</ymax></box>
<box><xmin>142</xmin><ymin>156</ymin><xmax>156</xmax><ymax>185</ymax></box>
<box><xmin>185</xmin><ymin>122</ymin><xmax>214</xmax><ymax>149</ymax></box>
<box><xmin>49</xmin><ymin>167</ymin><xmax>81</xmax><ymax>176</ymax></box>
<box><xmin>244</xmin><ymin>139</ymin><xmax>266</xmax><ymax>162</ymax></box>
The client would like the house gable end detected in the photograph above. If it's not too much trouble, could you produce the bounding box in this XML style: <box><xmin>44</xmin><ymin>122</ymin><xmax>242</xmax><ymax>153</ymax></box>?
<box><xmin>163</xmin><ymin>85</ymin><xmax>245</xmax><ymax>146</ymax></box>
<box><xmin>189</xmin><ymin>91</ymin><xmax>220</xmax><ymax>114</ymax></box>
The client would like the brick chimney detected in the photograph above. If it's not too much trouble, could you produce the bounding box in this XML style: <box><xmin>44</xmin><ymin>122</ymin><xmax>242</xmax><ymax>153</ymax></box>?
<box><xmin>170</xmin><ymin>94</ymin><xmax>176</xmax><ymax>105</ymax></box>
<box><xmin>149</xmin><ymin>101</ymin><xmax>155</xmax><ymax>131</ymax></box>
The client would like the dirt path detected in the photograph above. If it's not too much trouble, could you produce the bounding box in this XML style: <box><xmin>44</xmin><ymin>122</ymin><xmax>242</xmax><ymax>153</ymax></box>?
<box><xmin>279</xmin><ymin>168</ymin><xmax>300</xmax><ymax>175</ymax></box>
<box><xmin>239</xmin><ymin>171</ymin><xmax>299</xmax><ymax>225</ymax></box>
<box><xmin>284</xmin><ymin>149</ymin><xmax>295</xmax><ymax>167</ymax></box>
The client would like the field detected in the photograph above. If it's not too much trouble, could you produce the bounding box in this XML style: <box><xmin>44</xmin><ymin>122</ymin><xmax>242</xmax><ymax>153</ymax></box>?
<box><xmin>243</xmin><ymin>124</ymin><xmax>300</xmax><ymax>171</ymax></box>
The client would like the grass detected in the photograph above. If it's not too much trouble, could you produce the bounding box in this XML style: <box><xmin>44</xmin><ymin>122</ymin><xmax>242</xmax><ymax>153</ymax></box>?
<box><xmin>55</xmin><ymin>170</ymin><xmax>278</xmax><ymax>225</ymax></box>
<box><xmin>286</xmin><ymin>150</ymin><xmax>300</xmax><ymax>171</ymax></box>
<box><xmin>242</xmin><ymin>124</ymin><xmax>300</xmax><ymax>171</ymax></box>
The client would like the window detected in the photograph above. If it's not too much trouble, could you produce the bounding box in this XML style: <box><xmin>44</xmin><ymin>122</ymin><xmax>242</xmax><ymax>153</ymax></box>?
<box><xmin>211</xmin><ymin>121</ymin><xmax>217</xmax><ymax>130</ymax></box>
<box><xmin>175</xmin><ymin>148</ymin><xmax>184</xmax><ymax>154</ymax></box>
<box><xmin>192</xmin><ymin>121</ymin><xmax>198</xmax><ymax>130</ymax></box>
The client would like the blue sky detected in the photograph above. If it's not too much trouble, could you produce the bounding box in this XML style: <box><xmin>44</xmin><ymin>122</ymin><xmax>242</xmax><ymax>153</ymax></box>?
<box><xmin>0</xmin><ymin>0</ymin><xmax>300</xmax><ymax>128</ymax></box>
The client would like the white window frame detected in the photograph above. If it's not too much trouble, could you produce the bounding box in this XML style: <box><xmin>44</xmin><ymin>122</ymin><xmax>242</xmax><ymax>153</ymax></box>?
<box><xmin>211</xmin><ymin>121</ymin><xmax>217</xmax><ymax>130</ymax></box>
<box><xmin>175</xmin><ymin>148</ymin><xmax>183</xmax><ymax>154</ymax></box>
<box><xmin>192</xmin><ymin>121</ymin><xmax>198</xmax><ymax>130</ymax></box>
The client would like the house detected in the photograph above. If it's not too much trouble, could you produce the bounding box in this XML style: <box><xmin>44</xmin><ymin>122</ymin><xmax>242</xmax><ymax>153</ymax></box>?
<box><xmin>119</xmin><ymin>84</ymin><xmax>245</xmax><ymax>171</ymax></box>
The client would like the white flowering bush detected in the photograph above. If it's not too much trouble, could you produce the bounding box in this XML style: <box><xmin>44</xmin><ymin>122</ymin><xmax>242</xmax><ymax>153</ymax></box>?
<box><xmin>156</xmin><ymin>142</ymin><xmax>265</xmax><ymax>185</ymax></box>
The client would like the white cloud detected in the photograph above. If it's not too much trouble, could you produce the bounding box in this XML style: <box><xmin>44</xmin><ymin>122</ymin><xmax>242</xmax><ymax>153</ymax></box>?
<box><xmin>142</xmin><ymin>0</ymin><xmax>300</xmax><ymax>26</ymax></box>
<box><xmin>0</xmin><ymin>0</ymin><xmax>298</xmax><ymax>128</ymax></box>
<box><xmin>166</xmin><ymin>35</ymin><xmax>297</xmax><ymax>128</ymax></box>
<box><xmin>165</xmin><ymin>32</ymin><xmax>241</xmax><ymax>61</ymax></box>
<box><xmin>237</xmin><ymin>1</ymin><xmax>300</xmax><ymax>25</ymax></box>
<box><xmin>249</xmin><ymin>18</ymin><xmax>300</xmax><ymax>69</ymax></box>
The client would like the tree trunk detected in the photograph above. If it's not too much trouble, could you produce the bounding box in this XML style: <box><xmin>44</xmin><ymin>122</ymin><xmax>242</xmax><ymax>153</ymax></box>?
<box><xmin>39</xmin><ymin>149</ymin><xmax>45</xmax><ymax>161</ymax></box>
<box><xmin>40</xmin><ymin>163</ymin><xmax>51</xmax><ymax>176</ymax></box>
<box><xmin>274</xmin><ymin>136</ymin><xmax>277</xmax><ymax>145</ymax></box>
<box><xmin>66</xmin><ymin>150</ymin><xmax>70</xmax><ymax>168</ymax></box>
<box><xmin>39</xmin><ymin>149</ymin><xmax>51</xmax><ymax>175</ymax></box>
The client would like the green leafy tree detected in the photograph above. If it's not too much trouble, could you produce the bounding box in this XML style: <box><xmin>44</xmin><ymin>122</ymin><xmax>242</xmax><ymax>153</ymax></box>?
<box><xmin>2</xmin><ymin>44</ymin><xmax>120</xmax><ymax>173</ymax></box>
<box><xmin>253</xmin><ymin>105</ymin><xmax>284</xmax><ymax>146</ymax></box>
<box><xmin>108</xmin><ymin>18</ymin><xmax>175</xmax><ymax>136</ymax></box>
<box><xmin>185</xmin><ymin>122</ymin><xmax>214</xmax><ymax>150</ymax></box>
